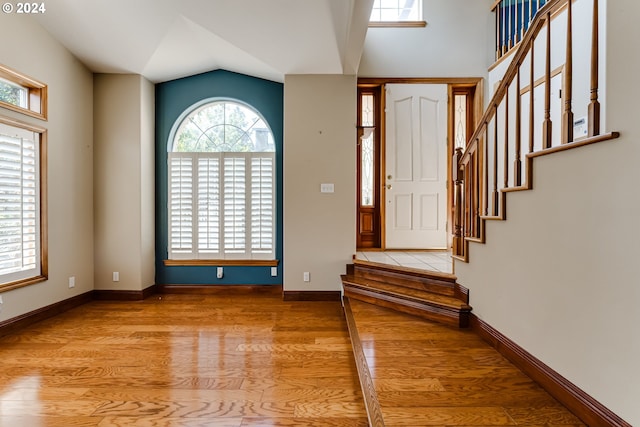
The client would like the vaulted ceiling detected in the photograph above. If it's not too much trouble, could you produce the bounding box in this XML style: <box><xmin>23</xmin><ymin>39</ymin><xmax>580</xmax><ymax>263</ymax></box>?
<box><xmin>34</xmin><ymin>0</ymin><xmax>374</xmax><ymax>83</ymax></box>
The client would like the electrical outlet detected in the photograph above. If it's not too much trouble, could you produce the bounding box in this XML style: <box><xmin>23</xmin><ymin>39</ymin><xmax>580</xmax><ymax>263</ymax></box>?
<box><xmin>271</xmin><ymin>266</ymin><xmax>277</xmax><ymax>277</ymax></box>
<box><xmin>216</xmin><ymin>267</ymin><xmax>224</xmax><ymax>279</ymax></box>
<box><xmin>303</xmin><ymin>272</ymin><xmax>310</xmax><ymax>282</ymax></box>
<box><xmin>113</xmin><ymin>272</ymin><xmax>119</xmax><ymax>282</ymax></box>
<box><xmin>68</xmin><ymin>276</ymin><xmax>75</xmax><ymax>288</ymax></box>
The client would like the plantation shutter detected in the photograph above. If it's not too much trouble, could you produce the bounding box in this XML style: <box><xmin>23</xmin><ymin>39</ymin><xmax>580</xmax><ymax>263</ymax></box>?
<box><xmin>168</xmin><ymin>155</ymin><xmax>194</xmax><ymax>258</ymax></box>
<box><xmin>0</xmin><ymin>124</ymin><xmax>40</xmax><ymax>281</ymax></box>
<box><xmin>169</xmin><ymin>152</ymin><xmax>274</xmax><ymax>259</ymax></box>
<box><xmin>251</xmin><ymin>155</ymin><xmax>274</xmax><ymax>255</ymax></box>
<box><xmin>197</xmin><ymin>156</ymin><xmax>221</xmax><ymax>256</ymax></box>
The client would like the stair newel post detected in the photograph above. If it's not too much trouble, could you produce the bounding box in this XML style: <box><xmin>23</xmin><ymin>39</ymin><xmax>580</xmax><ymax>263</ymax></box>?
<box><xmin>515</xmin><ymin>67</ymin><xmax>522</xmax><ymax>187</ymax></box>
<box><xmin>588</xmin><ymin>0</ymin><xmax>601</xmax><ymax>137</ymax></box>
<box><xmin>542</xmin><ymin>12</ymin><xmax>553</xmax><ymax>149</ymax></box>
<box><xmin>561</xmin><ymin>0</ymin><xmax>574</xmax><ymax>144</ymax></box>
<box><xmin>453</xmin><ymin>147</ymin><xmax>464</xmax><ymax>257</ymax></box>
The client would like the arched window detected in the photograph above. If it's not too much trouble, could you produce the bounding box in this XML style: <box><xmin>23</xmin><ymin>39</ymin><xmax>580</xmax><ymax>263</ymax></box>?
<box><xmin>168</xmin><ymin>100</ymin><xmax>275</xmax><ymax>260</ymax></box>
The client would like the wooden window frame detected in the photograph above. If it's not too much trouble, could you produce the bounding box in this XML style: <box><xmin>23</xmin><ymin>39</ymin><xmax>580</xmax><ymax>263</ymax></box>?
<box><xmin>368</xmin><ymin>21</ymin><xmax>427</xmax><ymax>28</ymax></box>
<box><xmin>0</xmin><ymin>64</ymin><xmax>48</xmax><ymax>121</ymax></box>
<box><xmin>0</xmin><ymin>116</ymin><xmax>48</xmax><ymax>292</ymax></box>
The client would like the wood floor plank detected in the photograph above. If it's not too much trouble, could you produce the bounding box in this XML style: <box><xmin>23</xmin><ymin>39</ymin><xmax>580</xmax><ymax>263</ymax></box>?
<box><xmin>348</xmin><ymin>299</ymin><xmax>585</xmax><ymax>427</ymax></box>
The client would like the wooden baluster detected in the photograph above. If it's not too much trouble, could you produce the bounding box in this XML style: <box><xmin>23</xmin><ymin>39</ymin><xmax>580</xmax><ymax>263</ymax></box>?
<box><xmin>561</xmin><ymin>0</ymin><xmax>574</xmax><ymax>144</ymax></box>
<box><xmin>453</xmin><ymin>147</ymin><xmax>464</xmax><ymax>256</ymax></box>
<box><xmin>504</xmin><ymin>87</ymin><xmax>509</xmax><ymax>189</ymax></box>
<box><xmin>496</xmin><ymin>4</ymin><xmax>501</xmax><ymax>59</ymax></box>
<box><xmin>515</xmin><ymin>67</ymin><xmax>522</xmax><ymax>186</ymax></box>
<box><xmin>484</xmin><ymin>126</ymin><xmax>489</xmax><ymax>216</ymax></box>
<box><xmin>521</xmin><ymin>0</ymin><xmax>525</xmax><ymax>40</ymax></box>
<box><xmin>492</xmin><ymin>114</ymin><xmax>499</xmax><ymax>216</ymax></box>
<box><xmin>470</xmin><ymin>149</ymin><xmax>475</xmax><ymax>238</ymax></box>
<box><xmin>502</xmin><ymin>1</ymin><xmax>508</xmax><ymax>55</ymax></box>
<box><xmin>542</xmin><ymin>12</ymin><xmax>552</xmax><ymax>149</ymax></box>
<box><xmin>529</xmin><ymin>41</ymin><xmax>535</xmax><ymax>153</ymax></box>
<box><xmin>472</xmin><ymin>150</ymin><xmax>480</xmax><ymax>237</ymax></box>
<box><xmin>507</xmin><ymin>1</ymin><xmax>512</xmax><ymax>49</ymax></box>
<box><xmin>588</xmin><ymin>0</ymin><xmax>600</xmax><ymax>136</ymax></box>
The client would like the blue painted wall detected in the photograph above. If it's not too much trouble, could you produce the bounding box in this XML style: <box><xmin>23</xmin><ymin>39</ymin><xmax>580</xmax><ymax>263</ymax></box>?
<box><xmin>155</xmin><ymin>70</ymin><xmax>283</xmax><ymax>285</ymax></box>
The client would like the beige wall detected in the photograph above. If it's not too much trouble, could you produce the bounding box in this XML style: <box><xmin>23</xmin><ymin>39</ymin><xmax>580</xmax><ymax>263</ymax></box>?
<box><xmin>0</xmin><ymin>16</ymin><xmax>94</xmax><ymax>320</ymax></box>
<box><xmin>455</xmin><ymin>1</ymin><xmax>639</xmax><ymax>424</ymax></box>
<box><xmin>284</xmin><ymin>75</ymin><xmax>356</xmax><ymax>292</ymax></box>
<box><xmin>359</xmin><ymin>0</ymin><xmax>493</xmax><ymax>78</ymax></box>
<box><xmin>94</xmin><ymin>74</ymin><xmax>155</xmax><ymax>291</ymax></box>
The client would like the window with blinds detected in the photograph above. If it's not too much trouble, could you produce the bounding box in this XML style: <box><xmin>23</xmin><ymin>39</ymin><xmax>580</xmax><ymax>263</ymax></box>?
<box><xmin>0</xmin><ymin>121</ymin><xmax>43</xmax><ymax>286</ymax></box>
<box><xmin>168</xmin><ymin>101</ymin><xmax>275</xmax><ymax>260</ymax></box>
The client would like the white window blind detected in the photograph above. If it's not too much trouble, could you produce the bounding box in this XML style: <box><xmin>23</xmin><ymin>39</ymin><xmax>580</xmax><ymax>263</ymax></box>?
<box><xmin>0</xmin><ymin>123</ymin><xmax>40</xmax><ymax>282</ymax></box>
<box><xmin>168</xmin><ymin>152</ymin><xmax>274</xmax><ymax>259</ymax></box>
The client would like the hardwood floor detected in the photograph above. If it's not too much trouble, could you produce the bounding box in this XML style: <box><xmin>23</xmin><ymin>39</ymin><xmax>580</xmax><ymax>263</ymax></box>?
<box><xmin>348</xmin><ymin>298</ymin><xmax>585</xmax><ymax>427</ymax></box>
<box><xmin>0</xmin><ymin>291</ymin><xmax>367</xmax><ymax>426</ymax></box>
<box><xmin>0</xmin><ymin>291</ymin><xmax>585</xmax><ymax>426</ymax></box>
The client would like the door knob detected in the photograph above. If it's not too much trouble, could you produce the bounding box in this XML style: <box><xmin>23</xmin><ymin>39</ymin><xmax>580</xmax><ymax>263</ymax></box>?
<box><xmin>387</xmin><ymin>175</ymin><xmax>392</xmax><ymax>180</ymax></box>
<box><xmin>386</xmin><ymin>184</ymin><xmax>392</xmax><ymax>190</ymax></box>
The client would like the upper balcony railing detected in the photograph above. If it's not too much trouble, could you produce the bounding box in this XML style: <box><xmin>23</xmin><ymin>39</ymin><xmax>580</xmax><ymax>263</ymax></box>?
<box><xmin>493</xmin><ymin>0</ymin><xmax>548</xmax><ymax>60</ymax></box>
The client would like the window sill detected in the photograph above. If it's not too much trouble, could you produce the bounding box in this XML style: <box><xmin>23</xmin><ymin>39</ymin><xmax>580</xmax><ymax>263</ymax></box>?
<box><xmin>164</xmin><ymin>259</ymin><xmax>279</xmax><ymax>267</ymax></box>
<box><xmin>368</xmin><ymin>21</ymin><xmax>427</xmax><ymax>28</ymax></box>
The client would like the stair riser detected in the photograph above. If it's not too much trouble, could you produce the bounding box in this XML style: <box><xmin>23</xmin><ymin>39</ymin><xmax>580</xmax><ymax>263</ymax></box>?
<box><xmin>353</xmin><ymin>266</ymin><xmax>456</xmax><ymax>297</ymax></box>
<box><xmin>345</xmin><ymin>286</ymin><xmax>469</xmax><ymax>328</ymax></box>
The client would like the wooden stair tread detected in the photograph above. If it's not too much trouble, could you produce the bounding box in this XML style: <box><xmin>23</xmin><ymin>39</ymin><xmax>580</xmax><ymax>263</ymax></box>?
<box><xmin>353</xmin><ymin>259</ymin><xmax>456</xmax><ymax>281</ymax></box>
<box><xmin>342</xmin><ymin>274</ymin><xmax>470</xmax><ymax>311</ymax></box>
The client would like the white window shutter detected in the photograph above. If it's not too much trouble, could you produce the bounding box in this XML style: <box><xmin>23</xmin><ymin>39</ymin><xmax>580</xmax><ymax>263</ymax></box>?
<box><xmin>251</xmin><ymin>155</ymin><xmax>274</xmax><ymax>256</ymax></box>
<box><xmin>223</xmin><ymin>156</ymin><xmax>246</xmax><ymax>255</ymax></box>
<box><xmin>197</xmin><ymin>156</ymin><xmax>221</xmax><ymax>256</ymax></box>
<box><xmin>0</xmin><ymin>125</ymin><xmax>40</xmax><ymax>280</ymax></box>
<box><xmin>168</xmin><ymin>155</ymin><xmax>194</xmax><ymax>258</ymax></box>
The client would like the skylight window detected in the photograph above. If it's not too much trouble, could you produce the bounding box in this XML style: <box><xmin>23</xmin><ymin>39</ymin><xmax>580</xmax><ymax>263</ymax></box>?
<box><xmin>370</xmin><ymin>0</ymin><xmax>423</xmax><ymax>24</ymax></box>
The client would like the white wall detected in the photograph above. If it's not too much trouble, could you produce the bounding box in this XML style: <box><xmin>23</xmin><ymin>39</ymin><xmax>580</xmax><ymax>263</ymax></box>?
<box><xmin>455</xmin><ymin>1</ymin><xmax>639</xmax><ymax>424</ymax></box>
<box><xmin>94</xmin><ymin>74</ymin><xmax>155</xmax><ymax>292</ymax></box>
<box><xmin>358</xmin><ymin>0</ymin><xmax>494</xmax><ymax>78</ymax></box>
<box><xmin>284</xmin><ymin>75</ymin><xmax>356</xmax><ymax>292</ymax></box>
<box><xmin>0</xmin><ymin>16</ymin><xmax>94</xmax><ymax>320</ymax></box>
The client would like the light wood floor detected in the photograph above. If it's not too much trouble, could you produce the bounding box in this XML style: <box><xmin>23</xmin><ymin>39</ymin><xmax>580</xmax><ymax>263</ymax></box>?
<box><xmin>0</xmin><ymin>291</ymin><xmax>367</xmax><ymax>426</ymax></box>
<box><xmin>0</xmin><ymin>291</ymin><xmax>583</xmax><ymax>426</ymax></box>
<box><xmin>348</xmin><ymin>298</ymin><xmax>585</xmax><ymax>427</ymax></box>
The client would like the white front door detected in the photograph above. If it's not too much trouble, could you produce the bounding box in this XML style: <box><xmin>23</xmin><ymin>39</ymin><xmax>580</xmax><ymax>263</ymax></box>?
<box><xmin>385</xmin><ymin>84</ymin><xmax>448</xmax><ymax>249</ymax></box>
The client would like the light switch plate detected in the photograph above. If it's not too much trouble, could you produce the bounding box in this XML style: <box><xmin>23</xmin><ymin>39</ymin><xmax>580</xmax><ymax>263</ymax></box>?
<box><xmin>320</xmin><ymin>183</ymin><xmax>334</xmax><ymax>193</ymax></box>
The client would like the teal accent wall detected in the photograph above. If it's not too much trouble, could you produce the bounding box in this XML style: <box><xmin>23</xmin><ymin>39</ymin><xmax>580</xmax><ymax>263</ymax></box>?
<box><xmin>155</xmin><ymin>70</ymin><xmax>283</xmax><ymax>285</ymax></box>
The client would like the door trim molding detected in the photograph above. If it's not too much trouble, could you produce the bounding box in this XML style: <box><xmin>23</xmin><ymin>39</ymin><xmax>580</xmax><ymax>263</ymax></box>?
<box><xmin>357</xmin><ymin>77</ymin><xmax>484</xmax><ymax>250</ymax></box>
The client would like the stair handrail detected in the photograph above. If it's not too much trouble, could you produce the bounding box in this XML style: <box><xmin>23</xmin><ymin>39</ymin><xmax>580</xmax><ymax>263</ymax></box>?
<box><xmin>463</xmin><ymin>0</ymin><xmax>567</xmax><ymax>166</ymax></box>
<box><xmin>454</xmin><ymin>0</ymin><xmax>617</xmax><ymax>260</ymax></box>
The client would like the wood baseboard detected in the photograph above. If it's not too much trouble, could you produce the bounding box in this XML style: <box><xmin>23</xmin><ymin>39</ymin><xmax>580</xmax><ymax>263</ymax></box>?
<box><xmin>93</xmin><ymin>284</ymin><xmax>158</xmax><ymax>301</ymax></box>
<box><xmin>470</xmin><ymin>314</ymin><xmax>631</xmax><ymax>427</ymax></box>
<box><xmin>454</xmin><ymin>283</ymin><xmax>469</xmax><ymax>304</ymax></box>
<box><xmin>0</xmin><ymin>291</ymin><xmax>93</xmax><ymax>338</ymax></box>
<box><xmin>282</xmin><ymin>291</ymin><xmax>342</xmax><ymax>301</ymax></box>
<box><xmin>157</xmin><ymin>284</ymin><xmax>282</xmax><ymax>295</ymax></box>
<box><xmin>343</xmin><ymin>297</ymin><xmax>385</xmax><ymax>427</ymax></box>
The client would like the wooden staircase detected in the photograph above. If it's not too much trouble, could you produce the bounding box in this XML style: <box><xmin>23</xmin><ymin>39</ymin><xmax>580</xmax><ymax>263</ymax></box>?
<box><xmin>341</xmin><ymin>260</ymin><xmax>471</xmax><ymax>328</ymax></box>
